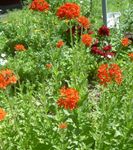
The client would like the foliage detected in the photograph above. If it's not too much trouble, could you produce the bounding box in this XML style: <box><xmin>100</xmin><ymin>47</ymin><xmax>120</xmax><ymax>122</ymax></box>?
<box><xmin>0</xmin><ymin>1</ymin><xmax>133</xmax><ymax>150</ymax></box>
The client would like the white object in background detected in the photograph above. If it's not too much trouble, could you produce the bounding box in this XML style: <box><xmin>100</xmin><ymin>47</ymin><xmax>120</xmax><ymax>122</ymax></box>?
<box><xmin>107</xmin><ymin>12</ymin><xmax>121</xmax><ymax>28</ymax></box>
<box><xmin>0</xmin><ymin>58</ymin><xmax>7</xmax><ymax>66</ymax></box>
<box><xmin>1</xmin><ymin>53</ymin><xmax>6</xmax><ymax>58</ymax></box>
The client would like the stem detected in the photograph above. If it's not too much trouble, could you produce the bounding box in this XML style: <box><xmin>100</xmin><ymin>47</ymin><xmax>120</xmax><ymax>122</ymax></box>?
<box><xmin>69</xmin><ymin>20</ymin><xmax>74</xmax><ymax>47</ymax></box>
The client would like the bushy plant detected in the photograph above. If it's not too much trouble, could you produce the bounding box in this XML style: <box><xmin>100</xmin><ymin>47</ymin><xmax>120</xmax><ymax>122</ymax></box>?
<box><xmin>0</xmin><ymin>1</ymin><xmax>133</xmax><ymax>150</ymax></box>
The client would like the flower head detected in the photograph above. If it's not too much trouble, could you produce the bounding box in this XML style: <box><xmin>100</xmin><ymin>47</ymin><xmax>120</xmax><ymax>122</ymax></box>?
<box><xmin>121</xmin><ymin>37</ymin><xmax>131</xmax><ymax>47</ymax></box>
<box><xmin>97</xmin><ymin>64</ymin><xmax>122</xmax><ymax>85</ymax></box>
<box><xmin>30</xmin><ymin>0</ymin><xmax>50</xmax><ymax>12</ymax></box>
<box><xmin>77</xmin><ymin>16</ymin><xmax>90</xmax><ymax>29</ymax></box>
<box><xmin>0</xmin><ymin>108</ymin><xmax>6</xmax><ymax>121</ymax></box>
<box><xmin>103</xmin><ymin>45</ymin><xmax>112</xmax><ymax>51</ymax></box>
<box><xmin>56</xmin><ymin>40</ymin><xmax>64</xmax><ymax>48</ymax></box>
<box><xmin>56</xmin><ymin>3</ymin><xmax>80</xmax><ymax>19</ymax></box>
<box><xmin>98</xmin><ymin>25</ymin><xmax>110</xmax><ymax>36</ymax></box>
<box><xmin>57</xmin><ymin>86</ymin><xmax>79</xmax><ymax>110</ymax></box>
<box><xmin>0</xmin><ymin>69</ymin><xmax>17</xmax><ymax>89</ymax></box>
<box><xmin>46</xmin><ymin>63</ymin><xmax>52</xmax><ymax>69</ymax></box>
<box><xmin>128</xmin><ymin>52</ymin><xmax>133</xmax><ymax>61</ymax></box>
<box><xmin>58</xmin><ymin>122</ymin><xmax>68</xmax><ymax>129</ymax></box>
<box><xmin>91</xmin><ymin>46</ymin><xmax>105</xmax><ymax>56</ymax></box>
<box><xmin>104</xmin><ymin>52</ymin><xmax>115</xmax><ymax>59</ymax></box>
<box><xmin>82</xmin><ymin>34</ymin><xmax>93</xmax><ymax>47</ymax></box>
<box><xmin>14</xmin><ymin>44</ymin><xmax>26</xmax><ymax>51</ymax></box>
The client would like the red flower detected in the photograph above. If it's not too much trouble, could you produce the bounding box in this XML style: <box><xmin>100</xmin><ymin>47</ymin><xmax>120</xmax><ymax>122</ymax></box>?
<box><xmin>121</xmin><ymin>37</ymin><xmax>131</xmax><ymax>47</ymax></box>
<box><xmin>0</xmin><ymin>69</ymin><xmax>17</xmax><ymax>89</ymax></box>
<box><xmin>98</xmin><ymin>25</ymin><xmax>110</xmax><ymax>36</ymax></box>
<box><xmin>103</xmin><ymin>45</ymin><xmax>112</xmax><ymax>51</ymax></box>
<box><xmin>57</xmin><ymin>86</ymin><xmax>79</xmax><ymax>110</ymax></box>
<box><xmin>0</xmin><ymin>108</ymin><xmax>6</xmax><ymax>121</ymax></box>
<box><xmin>91</xmin><ymin>46</ymin><xmax>105</xmax><ymax>56</ymax></box>
<box><xmin>56</xmin><ymin>3</ymin><xmax>80</xmax><ymax>19</ymax></box>
<box><xmin>82</xmin><ymin>34</ymin><xmax>93</xmax><ymax>47</ymax></box>
<box><xmin>30</xmin><ymin>0</ymin><xmax>50</xmax><ymax>12</ymax></box>
<box><xmin>46</xmin><ymin>63</ymin><xmax>52</xmax><ymax>69</ymax></box>
<box><xmin>104</xmin><ymin>52</ymin><xmax>116</xmax><ymax>59</ymax></box>
<box><xmin>14</xmin><ymin>44</ymin><xmax>26</xmax><ymax>51</ymax></box>
<box><xmin>108</xmin><ymin>64</ymin><xmax>122</xmax><ymax>85</ymax></box>
<box><xmin>58</xmin><ymin>122</ymin><xmax>68</xmax><ymax>129</ymax></box>
<box><xmin>128</xmin><ymin>52</ymin><xmax>133</xmax><ymax>61</ymax></box>
<box><xmin>77</xmin><ymin>16</ymin><xmax>90</xmax><ymax>29</ymax></box>
<box><xmin>56</xmin><ymin>40</ymin><xmax>64</xmax><ymax>48</ymax></box>
<box><xmin>97</xmin><ymin>64</ymin><xmax>122</xmax><ymax>85</ymax></box>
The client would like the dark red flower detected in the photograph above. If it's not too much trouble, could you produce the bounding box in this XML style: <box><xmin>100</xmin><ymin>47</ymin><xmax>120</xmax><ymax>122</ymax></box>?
<box><xmin>56</xmin><ymin>3</ymin><xmax>80</xmax><ymax>19</ymax></box>
<box><xmin>98</xmin><ymin>25</ymin><xmax>110</xmax><ymax>36</ymax></box>
<box><xmin>104</xmin><ymin>52</ymin><xmax>116</xmax><ymax>59</ymax></box>
<box><xmin>88</xmin><ymin>30</ymin><xmax>94</xmax><ymax>35</ymax></box>
<box><xmin>103</xmin><ymin>45</ymin><xmax>112</xmax><ymax>51</ymax></box>
<box><xmin>91</xmin><ymin>46</ymin><xmax>105</xmax><ymax>56</ymax></box>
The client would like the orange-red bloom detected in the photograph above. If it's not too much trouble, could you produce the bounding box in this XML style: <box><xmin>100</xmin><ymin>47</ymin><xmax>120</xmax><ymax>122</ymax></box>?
<box><xmin>14</xmin><ymin>44</ymin><xmax>26</xmax><ymax>51</ymax></box>
<box><xmin>0</xmin><ymin>69</ymin><xmax>17</xmax><ymax>89</ymax></box>
<box><xmin>30</xmin><ymin>0</ymin><xmax>50</xmax><ymax>12</ymax></box>
<box><xmin>121</xmin><ymin>37</ymin><xmax>131</xmax><ymax>47</ymax></box>
<box><xmin>56</xmin><ymin>40</ymin><xmax>64</xmax><ymax>48</ymax></box>
<box><xmin>97</xmin><ymin>64</ymin><xmax>122</xmax><ymax>85</ymax></box>
<box><xmin>0</xmin><ymin>108</ymin><xmax>6</xmax><ymax>121</ymax></box>
<box><xmin>58</xmin><ymin>122</ymin><xmax>68</xmax><ymax>129</ymax></box>
<box><xmin>57</xmin><ymin>86</ymin><xmax>79</xmax><ymax>110</ymax></box>
<box><xmin>77</xmin><ymin>16</ymin><xmax>90</xmax><ymax>29</ymax></box>
<box><xmin>56</xmin><ymin>3</ymin><xmax>80</xmax><ymax>19</ymax></box>
<box><xmin>46</xmin><ymin>63</ymin><xmax>52</xmax><ymax>69</ymax></box>
<box><xmin>128</xmin><ymin>52</ymin><xmax>133</xmax><ymax>61</ymax></box>
<box><xmin>82</xmin><ymin>34</ymin><xmax>93</xmax><ymax>47</ymax></box>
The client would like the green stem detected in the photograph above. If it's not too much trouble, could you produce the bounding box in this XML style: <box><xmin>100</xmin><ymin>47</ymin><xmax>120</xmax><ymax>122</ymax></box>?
<box><xmin>69</xmin><ymin>20</ymin><xmax>74</xmax><ymax>47</ymax></box>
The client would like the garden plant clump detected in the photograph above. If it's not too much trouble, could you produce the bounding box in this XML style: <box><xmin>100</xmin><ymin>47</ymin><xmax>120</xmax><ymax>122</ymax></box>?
<box><xmin>0</xmin><ymin>0</ymin><xmax>133</xmax><ymax>150</ymax></box>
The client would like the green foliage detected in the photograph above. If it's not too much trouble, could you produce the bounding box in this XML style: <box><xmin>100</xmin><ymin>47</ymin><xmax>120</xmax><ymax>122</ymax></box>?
<box><xmin>0</xmin><ymin>1</ymin><xmax>133</xmax><ymax>150</ymax></box>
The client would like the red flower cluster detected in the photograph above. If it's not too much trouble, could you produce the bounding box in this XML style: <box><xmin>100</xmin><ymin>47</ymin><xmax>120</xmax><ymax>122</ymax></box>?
<box><xmin>0</xmin><ymin>108</ymin><xmax>6</xmax><ymax>121</ymax></box>
<box><xmin>56</xmin><ymin>40</ymin><xmax>64</xmax><ymax>48</ymax></box>
<box><xmin>57</xmin><ymin>86</ymin><xmax>79</xmax><ymax>110</ymax></box>
<box><xmin>30</xmin><ymin>0</ymin><xmax>50</xmax><ymax>12</ymax></box>
<box><xmin>77</xmin><ymin>16</ymin><xmax>90</xmax><ymax>29</ymax></box>
<box><xmin>14</xmin><ymin>44</ymin><xmax>26</xmax><ymax>51</ymax></box>
<box><xmin>97</xmin><ymin>64</ymin><xmax>122</xmax><ymax>85</ymax></box>
<box><xmin>56</xmin><ymin>3</ymin><xmax>80</xmax><ymax>19</ymax></box>
<box><xmin>121</xmin><ymin>37</ymin><xmax>131</xmax><ymax>47</ymax></box>
<box><xmin>82</xmin><ymin>34</ymin><xmax>93</xmax><ymax>47</ymax></box>
<box><xmin>103</xmin><ymin>45</ymin><xmax>112</xmax><ymax>51</ymax></box>
<box><xmin>98</xmin><ymin>25</ymin><xmax>110</xmax><ymax>36</ymax></box>
<box><xmin>91</xmin><ymin>40</ymin><xmax>115</xmax><ymax>59</ymax></box>
<box><xmin>0</xmin><ymin>69</ymin><xmax>17</xmax><ymax>89</ymax></box>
